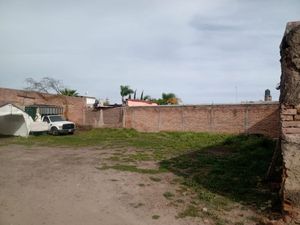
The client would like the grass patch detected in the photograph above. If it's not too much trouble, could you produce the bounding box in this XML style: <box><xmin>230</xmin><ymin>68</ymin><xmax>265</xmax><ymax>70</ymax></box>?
<box><xmin>149</xmin><ymin>176</ymin><xmax>161</xmax><ymax>182</ymax></box>
<box><xmin>177</xmin><ymin>205</ymin><xmax>200</xmax><ymax>218</ymax></box>
<box><xmin>163</xmin><ymin>191</ymin><xmax>175</xmax><ymax>199</ymax></box>
<box><xmin>127</xmin><ymin>153</ymin><xmax>151</xmax><ymax>161</ymax></box>
<box><xmin>2</xmin><ymin>128</ymin><xmax>229</xmax><ymax>157</ymax></box>
<box><xmin>152</xmin><ymin>215</ymin><xmax>160</xmax><ymax>220</ymax></box>
<box><xmin>160</xmin><ymin>135</ymin><xmax>278</xmax><ymax>208</ymax></box>
<box><xmin>107</xmin><ymin>156</ymin><xmax>120</xmax><ymax>161</ymax></box>
<box><xmin>234</xmin><ymin>222</ymin><xmax>244</xmax><ymax>225</ymax></box>
<box><xmin>98</xmin><ymin>164</ymin><xmax>166</xmax><ymax>174</ymax></box>
<box><xmin>175</xmin><ymin>199</ymin><xmax>184</xmax><ymax>204</ymax></box>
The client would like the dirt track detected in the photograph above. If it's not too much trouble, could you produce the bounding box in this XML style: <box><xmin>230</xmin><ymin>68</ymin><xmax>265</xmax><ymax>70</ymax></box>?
<box><xmin>0</xmin><ymin>145</ymin><xmax>201</xmax><ymax>225</ymax></box>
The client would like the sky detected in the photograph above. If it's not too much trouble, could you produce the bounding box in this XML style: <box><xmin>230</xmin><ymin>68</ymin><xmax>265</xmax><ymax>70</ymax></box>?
<box><xmin>0</xmin><ymin>0</ymin><xmax>299</xmax><ymax>104</ymax></box>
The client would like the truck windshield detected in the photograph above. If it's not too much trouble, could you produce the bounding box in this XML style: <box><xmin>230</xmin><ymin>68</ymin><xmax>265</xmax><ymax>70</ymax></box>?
<box><xmin>49</xmin><ymin>115</ymin><xmax>65</xmax><ymax>122</ymax></box>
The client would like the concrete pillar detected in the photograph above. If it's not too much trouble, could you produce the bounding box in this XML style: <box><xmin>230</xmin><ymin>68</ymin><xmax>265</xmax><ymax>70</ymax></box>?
<box><xmin>97</xmin><ymin>109</ymin><xmax>104</xmax><ymax>127</ymax></box>
<box><xmin>279</xmin><ymin>21</ymin><xmax>300</xmax><ymax>218</ymax></box>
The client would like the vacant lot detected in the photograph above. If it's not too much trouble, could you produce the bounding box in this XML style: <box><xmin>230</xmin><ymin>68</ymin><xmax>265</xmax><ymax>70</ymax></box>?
<box><xmin>0</xmin><ymin>129</ymin><xmax>280</xmax><ymax>225</ymax></box>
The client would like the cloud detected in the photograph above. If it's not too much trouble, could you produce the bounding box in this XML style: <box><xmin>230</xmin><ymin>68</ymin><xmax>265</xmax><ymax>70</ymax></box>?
<box><xmin>0</xmin><ymin>0</ymin><xmax>299</xmax><ymax>104</ymax></box>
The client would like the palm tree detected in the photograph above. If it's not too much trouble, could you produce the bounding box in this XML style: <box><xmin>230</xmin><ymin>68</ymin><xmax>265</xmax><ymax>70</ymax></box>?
<box><xmin>120</xmin><ymin>85</ymin><xmax>134</xmax><ymax>104</ymax></box>
<box><xmin>60</xmin><ymin>88</ymin><xmax>79</xmax><ymax>97</ymax></box>
<box><xmin>140</xmin><ymin>91</ymin><xmax>144</xmax><ymax>100</ymax></box>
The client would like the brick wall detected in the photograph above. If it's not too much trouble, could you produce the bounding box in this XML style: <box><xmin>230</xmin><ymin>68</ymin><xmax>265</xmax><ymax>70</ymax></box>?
<box><xmin>279</xmin><ymin>21</ymin><xmax>300</xmax><ymax>215</ymax></box>
<box><xmin>0</xmin><ymin>87</ymin><xmax>86</xmax><ymax>125</ymax></box>
<box><xmin>124</xmin><ymin>103</ymin><xmax>280</xmax><ymax>138</ymax></box>
<box><xmin>0</xmin><ymin>88</ymin><xmax>280</xmax><ymax>137</ymax></box>
<box><xmin>85</xmin><ymin>107</ymin><xmax>123</xmax><ymax>128</ymax></box>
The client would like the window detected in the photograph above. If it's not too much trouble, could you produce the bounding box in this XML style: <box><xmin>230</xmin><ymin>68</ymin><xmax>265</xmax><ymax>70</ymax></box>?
<box><xmin>43</xmin><ymin>117</ymin><xmax>50</xmax><ymax>123</ymax></box>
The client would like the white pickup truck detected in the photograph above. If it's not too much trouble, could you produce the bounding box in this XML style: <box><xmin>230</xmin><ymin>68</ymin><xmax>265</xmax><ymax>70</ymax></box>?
<box><xmin>42</xmin><ymin>115</ymin><xmax>76</xmax><ymax>135</ymax></box>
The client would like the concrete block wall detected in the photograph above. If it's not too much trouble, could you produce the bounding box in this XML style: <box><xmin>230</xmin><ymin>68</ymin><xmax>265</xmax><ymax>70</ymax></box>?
<box><xmin>124</xmin><ymin>103</ymin><xmax>280</xmax><ymax>138</ymax></box>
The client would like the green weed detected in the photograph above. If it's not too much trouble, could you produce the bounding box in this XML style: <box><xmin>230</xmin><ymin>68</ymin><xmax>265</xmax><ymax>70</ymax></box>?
<box><xmin>177</xmin><ymin>205</ymin><xmax>200</xmax><ymax>218</ymax></box>
<box><xmin>149</xmin><ymin>176</ymin><xmax>161</xmax><ymax>182</ymax></box>
<box><xmin>152</xmin><ymin>215</ymin><xmax>160</xmax><ymax>219</ymax></box>
<box><xmin>163</xmin><ymin>191</ymin><xmax>175</xmax><ymax>199</ymax></box>
<box><xmin>98</xmin><ymin>164</ymin><xmax>166</xmax><ymax>174</ymax></box>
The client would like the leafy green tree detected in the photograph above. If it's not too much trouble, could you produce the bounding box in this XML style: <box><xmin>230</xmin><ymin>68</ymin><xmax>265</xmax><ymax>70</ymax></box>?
<box><xmin>60</xmin><ymin>88</ymin><xmax>79</xmax><ymax>97</ymax></box>
<box><xmin>143</xmin><ymin>95</ymin><xmax>151</xmax><ymax>101</ymax></box>
<box><xmin>120</xmin><ymin>85</ymin><xmax>134</xmax><ymax>104</ymax></box>
<box><xmin>152</xmin><ymin>93</ymin><xmax>180</xmax><ymax>105</ymax></box>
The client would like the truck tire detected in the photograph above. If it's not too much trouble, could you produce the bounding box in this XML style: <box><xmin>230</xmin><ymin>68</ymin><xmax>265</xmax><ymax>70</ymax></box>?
<box><xmin>51</xmin><ymin>127</ymin><xmax>59</xmax><ymax>136</ymax></box>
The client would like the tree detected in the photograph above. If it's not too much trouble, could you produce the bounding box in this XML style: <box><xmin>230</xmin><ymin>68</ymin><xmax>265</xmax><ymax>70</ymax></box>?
<box><xmin>60</xmin><ymin>88</ymin><xmax>79</xmax><ymax>97</ymax></box>
<box><xmin>120</xmin><ymin>85</ymin><xmax>134</xmax><ymax>104</ymax></box>
<box><xmin>152</xmin><ymin>92</ymin><xmax>180</xmax><ymax>105</ymax></box>
<box><xmin>162</xmin><ymin>93</ymin><xmax>177</xmax><ymax>104</ymax></box>
<box><xmin>25</xmin><ymin>77</ymin><xmax>64</xmax><ymax>94</ymax></box>
<box><xmin>143</xmin><ymin>95</ymin><xmax>151</xmax><ymax>101</ymax></box>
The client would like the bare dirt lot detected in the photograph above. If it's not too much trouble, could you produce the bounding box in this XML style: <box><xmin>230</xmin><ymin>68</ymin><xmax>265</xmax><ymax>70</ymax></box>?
<box><xmin>0</xmin><ymin>145</ymin><xmax>203</xmax><ymax>225</ymax></box>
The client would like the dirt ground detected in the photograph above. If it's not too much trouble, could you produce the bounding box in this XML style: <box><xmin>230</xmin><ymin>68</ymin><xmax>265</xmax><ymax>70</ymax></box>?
<box><xmin>0</xmin><ymin>145</ymin><xmax>206</xmax><ymax>225</ymax></box>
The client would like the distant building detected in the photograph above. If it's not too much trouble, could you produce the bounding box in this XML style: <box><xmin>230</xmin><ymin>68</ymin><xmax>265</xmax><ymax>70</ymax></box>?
<box><xmin>126</xmin><ymin>99</ymin><xmax>158</xmax><ymax>106</ymax></box>
<box><xmin>84</xmin><ymin>96</ymin><xmax>96</xmax><ymax>108</ymax></box>
<box><xmin>264</xmin><ymin>89</ymin><xmax>272</xmax><ymax>101</ymax></box>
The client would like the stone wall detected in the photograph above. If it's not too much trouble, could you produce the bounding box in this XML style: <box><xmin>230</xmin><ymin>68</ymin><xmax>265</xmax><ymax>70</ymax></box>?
<box><xmin>124</xmin><ymin>103</ymin><xmax>280</xmax><ymax>138</ymax></box>
<box><xmin>279</xmin><ymin>21</ymin><xmax>300</xmax><ymax>217</ymax></box>
<box><xmin>0</xmin><ymin>87</ymin><xmax>86</xmax><ymax>125</ymax></box>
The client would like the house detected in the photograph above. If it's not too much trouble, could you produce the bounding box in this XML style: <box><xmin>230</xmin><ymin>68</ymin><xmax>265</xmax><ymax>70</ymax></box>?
<box><xmin>126</xmin><ymin>99</ymin><xmax>158</xmax><ymax>106</ymax></box>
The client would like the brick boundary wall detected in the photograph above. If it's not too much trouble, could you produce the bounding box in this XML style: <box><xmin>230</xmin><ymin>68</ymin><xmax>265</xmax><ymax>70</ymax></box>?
<box><xmin>85</xmin><ymin>108</ymin><xmax>123</xmax><ymax>128</ymax></box>
<box><xmin>0</xmin><ymin>87</ymin><xmax>280</xmax><ymax>137</ymax></box>
<box><xmin>0</xmin><ymin>87</ymin><xmax>86</xmax><ymax>125</ymax></box>
<box><xmin>123</xmin><ymin>103</ymin><xmax>280</xmax><ymax>138</ymax></box>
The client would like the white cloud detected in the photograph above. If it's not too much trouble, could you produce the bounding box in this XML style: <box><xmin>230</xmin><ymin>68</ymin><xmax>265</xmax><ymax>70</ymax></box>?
<box><xmin>0</xmin><ymin>0</ymin><xmax>299</xmax><ymax>103</ymax></box>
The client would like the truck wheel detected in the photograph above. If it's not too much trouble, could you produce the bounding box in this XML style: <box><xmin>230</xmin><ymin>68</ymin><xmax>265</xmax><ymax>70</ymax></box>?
<box><xmin>51</xmin><ymin>127</ymin><xmax>59</xmax><ymax>136</ymax></box>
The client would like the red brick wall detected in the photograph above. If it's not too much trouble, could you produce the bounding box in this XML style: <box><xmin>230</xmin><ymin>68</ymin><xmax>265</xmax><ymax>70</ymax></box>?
<box><xmin>85</xmin><ymin>108</ymin><xmax>123</xmax><ymax>128</ymax></box>
<box><xmin>0</xmin><ymin>88</ymin><xmax>280</xmax><ymax>136</ymax></box>
<box><xmin>124</xmin><ymin>103</ymin><xmax>280</xmax><ymax>138</ymax></box>
<box><xmin>0</xmin><ymin>87</ymin><xmax>86</xmax><ymax>125</ymax></box>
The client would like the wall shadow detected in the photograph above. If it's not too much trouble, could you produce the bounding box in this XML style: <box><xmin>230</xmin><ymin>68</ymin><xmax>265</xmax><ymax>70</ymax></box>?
<box><xmin>246</xmin><ymin>110</ymin><xmax>280</xmax><ymax>138</ymax></box>
<box><xmin>159</xmin><ymin>135</ymin><xmax>281</xmax><ymax>210</ymax></box>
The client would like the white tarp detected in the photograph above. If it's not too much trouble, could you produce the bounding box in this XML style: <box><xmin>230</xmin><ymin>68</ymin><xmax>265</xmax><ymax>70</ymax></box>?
<box><xmin>0</xmin><ymin>104</ymin><xmax>33</xmax><ymax>137</ymax></box>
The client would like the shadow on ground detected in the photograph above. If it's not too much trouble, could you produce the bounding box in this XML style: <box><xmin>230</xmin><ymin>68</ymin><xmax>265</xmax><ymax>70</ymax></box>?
<box><xmin>0</xmin><ymin>134</ymin><xmax>13</xmax><ymax>138</ymax></box>
<box><xmin>159</xmin><ymin>135</ymin><xmax>281</xmax><ymax>210</ymax></box>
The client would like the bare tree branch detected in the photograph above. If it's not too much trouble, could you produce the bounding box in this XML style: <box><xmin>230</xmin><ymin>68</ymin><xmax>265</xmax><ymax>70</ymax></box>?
<box><xmin>24</xmin><ymin>77</ymin><xmax>64</xmax><ymax>94</ymax></box>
